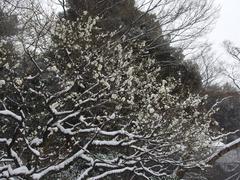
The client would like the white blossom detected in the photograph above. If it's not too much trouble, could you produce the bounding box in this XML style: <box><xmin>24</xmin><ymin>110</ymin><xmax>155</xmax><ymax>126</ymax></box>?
<box><xmin>15</xmin><ymin>78</ymin><xmax>23</xmax><ymax>86</ymax></box>
<box><xmin>0</xmin><ymin>80</ymin><xmax>6</xmax><ymax>88</ymax></box>
<box><xmin>47</xmin><ymin>65</ymin><xmax>59</xmax><ymax>73</ymax></box>
<box><xmin>111</xmin><ymin>94</ymin><xmax>118</xmax><ymax>99</ymax></box>
<box><xmin>149</xmin><ymin>108</ymin><xmax>155</xmax><ymax>114</ymax></box>
<box><xmin>3</xmin><ymin>63</ymin><xmax>9</xmax><ymax>70</ymax></box>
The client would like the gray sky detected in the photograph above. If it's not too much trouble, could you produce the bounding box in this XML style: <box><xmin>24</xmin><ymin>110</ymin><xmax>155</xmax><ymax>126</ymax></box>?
<box><xmin>209</xmin><ymin>0</ymin><xmax>240</xmax><ymax>61</ymax></box>
<box><xmin>202</xmin><ymin>0</ymin><xmax>240</xmax><ymax>84</ymax></box>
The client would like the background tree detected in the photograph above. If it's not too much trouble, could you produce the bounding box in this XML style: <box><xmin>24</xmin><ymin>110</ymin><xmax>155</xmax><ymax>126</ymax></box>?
<box><xmin>0</xmin><ymin>0</ymin><xmax>18</xmax><ymax>37</ymax></box>
<box><xmin>221</xmin><ymin>41</ymin><xmax>240</xmax><ymax>142</ymax></box>
<box><xmin>188</xmin><ymin>43</ymin><xmax>222</xmax><ymax>88</ymax></box>
<box><xmin>61</xmin><ymin>0</ymin><xmax>219</xmax><ymax>92</ymax></box>
<box><xmin>194</xmin><ymin>41</ymin><xmax>240</xmax><ymax>180</ymax></box>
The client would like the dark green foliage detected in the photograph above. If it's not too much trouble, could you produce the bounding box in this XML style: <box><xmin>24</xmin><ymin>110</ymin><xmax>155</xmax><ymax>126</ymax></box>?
<box><xmin>65</xmin><ymin>0</ymin><xmax>202</xmax><ymax>92</ymax></box>
<box><xmin>0</xmin><ymin>10</ymin><xmax>18</xmax><ymax>37</ymax></box>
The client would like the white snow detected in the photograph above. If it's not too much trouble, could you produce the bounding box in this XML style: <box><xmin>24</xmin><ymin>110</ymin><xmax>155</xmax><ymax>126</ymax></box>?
<box><xmin>10</xmin><ymin>166</ymin><xmax>30</xmax><ymax>175</ymax></box>
<box><xmin>0</xmin><ymin>80</ymin><xmax>6</xmax><ymax>88</ymax></box>
<box><xmin>88</xmin><ymin>167</ymin><xmax>135</xmax><ymax>180</ymax></box>
<box><xmin>31</xmin><ymin>138</ymin><xmax>43</xmax><ymax>146</ymax></box>
<box><xmin>0</xmin><ymin>110</ymin><xmax>22</xmax><ymax>121</ymax></box>
<box><xmin>206</xmin><ymin>137</ymin><xmax>240</xmax><ymax>164</ymax></box>
<box><xmin>31</xmin><ymin>147</ymin><xmax>87</xmax><ymax>179</ymax></box>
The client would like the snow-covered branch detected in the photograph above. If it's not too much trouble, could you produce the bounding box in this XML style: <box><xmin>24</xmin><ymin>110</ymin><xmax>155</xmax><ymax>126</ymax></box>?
<box><xmin>0</xmin><ymin>110</ymin><xmax>22</xmax><ymax>122</ymax></box>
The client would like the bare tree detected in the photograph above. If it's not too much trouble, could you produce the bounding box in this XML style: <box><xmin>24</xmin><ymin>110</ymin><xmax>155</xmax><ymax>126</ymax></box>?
<box><xmin>189</xmin><ymin>43</ymin><xmax>222</xmax><ymax>88</ymax></box>
<box><xmin>223</xmin><ymin>41</ymin><xmax>240</xmax><ymax>90</ymax></box>
<box><xmin>202</xmin><ymin>41</ymin><xmax>240</xmax><ymax>180</ymax></box>
<box><xmin>224</xmin><ymin>41</ymin><xmax>240</xmax><ymax>62</ymax></box>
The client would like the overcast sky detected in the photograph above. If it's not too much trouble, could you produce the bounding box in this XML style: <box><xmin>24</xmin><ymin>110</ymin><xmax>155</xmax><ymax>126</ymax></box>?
<box><xmin>209</xmin><ymin>0</ymin><xmax>240</xmax><ymax>62</ymax></box>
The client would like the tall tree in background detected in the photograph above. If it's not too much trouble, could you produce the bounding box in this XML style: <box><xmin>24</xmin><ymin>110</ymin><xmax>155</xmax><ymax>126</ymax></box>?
<box><xmin>63</xmin><ymin>0</ymin><xmax>218</xmax><ymax>92</ymax></box>
<box><xmin>0</xmin><ymin>1</ymin><xmax>18</xmax><ymax>37</ymax></box>
<box><xmin>223</xmin><ymin>41</ymin><xmax>240</xmax><ymax>91</ymax></box>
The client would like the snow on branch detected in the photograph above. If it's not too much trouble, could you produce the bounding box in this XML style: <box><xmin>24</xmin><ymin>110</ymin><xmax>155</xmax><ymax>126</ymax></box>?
<box><xmin>0</xmin><ymin>110</ymin><xmax>22</xmax><ymax>122</ymax></box>
<box><xmin>205</xmin><ymin>137</ymin><xmax>240</xmax><ymax>165</ymax></box>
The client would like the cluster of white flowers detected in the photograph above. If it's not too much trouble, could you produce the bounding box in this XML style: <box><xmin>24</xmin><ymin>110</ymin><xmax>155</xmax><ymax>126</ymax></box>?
<box><xmin>0</xmin><ymin>80</ymin><xmax>6</xmax><ymax>88</ymax></box>
<box><xmin>47</xmin><ymin>65</ymin><xmax>59</xmax><ymax>73</ymax></box>
<box><xmin>14</xmin><ymin>78</ymin><xmax>23</xmax><ymax>86</ymax></box>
